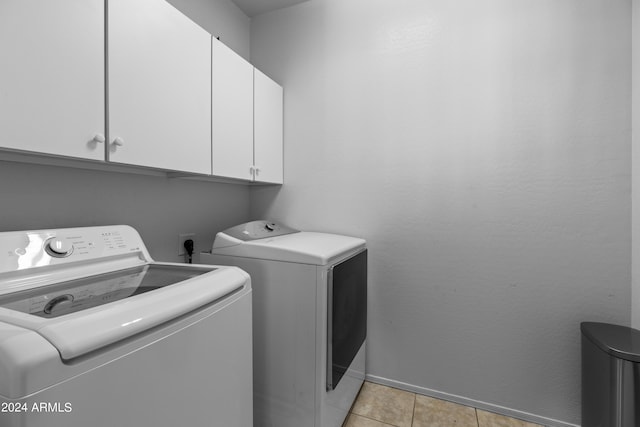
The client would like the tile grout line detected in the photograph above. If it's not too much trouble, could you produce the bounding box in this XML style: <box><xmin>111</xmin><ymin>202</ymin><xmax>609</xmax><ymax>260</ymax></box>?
<box><xmin>350</xmin><ymin>411</ymin><xmax>403</xmax><ymax>427</ymax></box>
<box><xmin>410</xmin><ymin>392</ymin><xmax>416</xmax><ymax>427</ymax></box>
<box><xmin>475</xmin><ymin>407</ymin><xmax>480</xmax><ymax>427</ymax></box>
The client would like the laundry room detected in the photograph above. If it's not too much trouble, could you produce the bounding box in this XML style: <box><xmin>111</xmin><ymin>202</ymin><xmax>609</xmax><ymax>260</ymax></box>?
<box><xmin>0</xmin><ymin>0</ymin><xmax>637</xmax><ymax>427</ymax></box>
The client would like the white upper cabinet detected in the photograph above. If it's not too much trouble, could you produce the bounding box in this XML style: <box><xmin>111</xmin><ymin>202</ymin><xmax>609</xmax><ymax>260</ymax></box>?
<box><xmin>0</xmin><ymin>0</ymin><xmax>105</xmax><ymax>160</ymax></box>
<box><xmin>212</xmin><ymin>38</ymin><xmax>254</xmax><ymax>181</ymax></box>
<box><xmin>212</xmin><ymin>39</ymin><xmax>284</xmax><ymax>184</ymax></box>
<box><xmin>0</xmin><ymin>0</ymin><xmax>281</xmax><ymax>183</ymax></box>
<box><xmin>254</xmin><ymin>69</ymin><xmax>284</xmax><ymax>184</ymax></box>
<box><xmin>108</xmin><ymin>0</ymin><xmax>212</xmax><ymax>174</ymax></box>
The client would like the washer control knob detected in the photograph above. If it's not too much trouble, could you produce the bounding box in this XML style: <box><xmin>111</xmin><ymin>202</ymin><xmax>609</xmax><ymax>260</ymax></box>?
<box><xmin>45</xmin><ymin>238</ymin><xmax>74</xmax><ymax>258</ymax></box>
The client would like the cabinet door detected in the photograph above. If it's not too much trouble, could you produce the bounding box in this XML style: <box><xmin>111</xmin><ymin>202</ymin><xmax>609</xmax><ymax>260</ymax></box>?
<box><xmin>0</xmin><ymin>0</ymin><xmax>104</xmax><ymax>160</ymax></box>
<box><xmin>108</xmin><ymin>0</ymin><xmax>211</xmax><ymax>174</ymax></box>
<box><xmin>212</xmin><ymin>39</ymin><xmax>254</xmax><ymax>181</ymax></box>
<box><xmin>254</xmin><ymin>69</ymin><xmax>283</xmax><ymax>184</ymax></box>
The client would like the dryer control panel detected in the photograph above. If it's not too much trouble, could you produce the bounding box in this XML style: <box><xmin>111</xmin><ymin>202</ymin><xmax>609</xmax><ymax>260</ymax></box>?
<box><xmin>222</xmin><ymin>220</ymin><xmax>299</xmax><ymax>242</ymax></box>
<box><xmin>212</xmin><ymin>220</ymin><xmax>299</xmax><ymax>250</ymax></box>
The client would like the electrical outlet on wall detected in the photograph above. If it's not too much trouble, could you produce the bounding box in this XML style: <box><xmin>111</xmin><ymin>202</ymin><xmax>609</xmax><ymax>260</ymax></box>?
<box><xmin>178</xmin><ymin>233</ymin><xmax>195</xmax><ymax>256</ymax></box>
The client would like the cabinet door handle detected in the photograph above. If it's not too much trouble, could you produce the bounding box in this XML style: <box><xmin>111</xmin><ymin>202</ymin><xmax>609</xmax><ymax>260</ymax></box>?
<box><xmin>92</xmin><ymin>133</ymin><xmax>105</xmax><ymax>144</ymax></box>
<box><xmin>111</xmin><ymin>137</ymin><xmax>124</xmax><ymax>147</ymax></box>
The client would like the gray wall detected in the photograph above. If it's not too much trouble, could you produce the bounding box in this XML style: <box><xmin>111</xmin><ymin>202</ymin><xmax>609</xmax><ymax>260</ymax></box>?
<box><xmin>0</xmin><ymin>161</ymin><xmax>250</xmax><ymax>263</ymax></box>
<box><xmin>0</xmin><ymin>0</ymin><xmax>253</xmax><ymax>262</ymax></box>
<box><xmin>249</xmin><ymin>0</ymin><xmax>632</xmax><ymax>425</ymax></box>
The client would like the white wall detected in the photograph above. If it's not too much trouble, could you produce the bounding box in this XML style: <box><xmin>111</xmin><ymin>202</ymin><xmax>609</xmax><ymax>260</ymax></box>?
<box><xmin>167</xmin><ymin>0</ymin><xmax>250</xmax><ymax>59</ymax></box>
<box><xmin>633</xmin><ymin>0</ymin><xmax>640</xmax><ymax>329</ymax></box>
<box><xmin>250</xmin><ymin>1</ymin><xmax>631</xmax><ymax>425</ymax></box>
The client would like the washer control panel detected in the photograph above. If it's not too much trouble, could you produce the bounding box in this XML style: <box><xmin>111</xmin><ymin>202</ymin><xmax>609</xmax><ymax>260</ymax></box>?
<box><xmin>0</xmin><ymin>225</ymin><xmax>147</xmax><ymax>273</ymax></box>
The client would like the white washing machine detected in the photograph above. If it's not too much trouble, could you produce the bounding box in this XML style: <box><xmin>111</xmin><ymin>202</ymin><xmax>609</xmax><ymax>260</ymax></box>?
<box><xmin>201</xmin><ymin>220</ymin><xmax>367</xmax><ymax>427</ymax></box>
<box><xmin>0</xmin><ymin>225</ymin><xmax>252</xmax><ymax>427</ymax></box>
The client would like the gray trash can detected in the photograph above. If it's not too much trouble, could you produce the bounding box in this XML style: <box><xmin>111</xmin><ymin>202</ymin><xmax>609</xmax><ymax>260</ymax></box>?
<box><xmin>581</xmin><ymin>322</ymin><xmax>640</xmax><ymax>427</ymax></box>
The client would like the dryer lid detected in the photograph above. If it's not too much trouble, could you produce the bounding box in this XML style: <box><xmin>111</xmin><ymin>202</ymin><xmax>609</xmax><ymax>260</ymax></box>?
<box><xmin>213</xmin><ymin>230</ymin><xmax>366</xmax><ymax>265</ymax></box>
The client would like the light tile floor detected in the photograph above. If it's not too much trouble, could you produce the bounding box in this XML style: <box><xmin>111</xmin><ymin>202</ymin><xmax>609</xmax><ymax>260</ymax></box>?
<box><xmin>343</xmin><ymin>382</ymin><xmax>544</xmax><ymax>427</ymax></box>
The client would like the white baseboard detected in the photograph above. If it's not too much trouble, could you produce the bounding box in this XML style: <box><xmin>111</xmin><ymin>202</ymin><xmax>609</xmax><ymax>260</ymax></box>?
<box><xmin>365</xmin><ymin>374</ymin><xmax>580</xmax><ymax>427</ymax></box>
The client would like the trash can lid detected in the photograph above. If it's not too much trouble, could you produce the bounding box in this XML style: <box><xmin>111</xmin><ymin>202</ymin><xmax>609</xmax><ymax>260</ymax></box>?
<box><xmin>581</xmin><ymin>322</ymin><xmax>640</xmax><ymax>363</ymax></box>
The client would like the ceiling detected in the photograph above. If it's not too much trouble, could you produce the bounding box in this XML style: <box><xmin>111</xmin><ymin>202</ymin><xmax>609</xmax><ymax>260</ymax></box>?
<box><xmin>232</xmin><ymin>0</ymin><xmax>310</xmax><ymax>17</ymax></box>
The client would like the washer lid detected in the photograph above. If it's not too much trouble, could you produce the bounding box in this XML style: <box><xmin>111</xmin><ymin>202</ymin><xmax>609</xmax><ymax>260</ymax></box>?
<box><xmin>213</xmin><ymin>231</ymin><xmax>366</xmax><ymax>265</ymax></box>
<box><xmin>0</xmin><ymin>263</ymin><xmax>249</xmax><ymax>360</ymax></box>
<box><xmin>0</xmin><ymin>264</ymin><xmax>212</xmax><ymax>318</ymax></box>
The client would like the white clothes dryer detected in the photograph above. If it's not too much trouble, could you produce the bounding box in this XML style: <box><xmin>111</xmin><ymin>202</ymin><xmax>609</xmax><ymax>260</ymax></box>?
<box><xmin>201</xmin><ymin>220</ymin><xmax>367</xmax><ymax>427</ymax></box>
<box><xmin>0</xmin><ymin>225</ymin><xmax>252</xmax><ymax>427</ymax></box>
